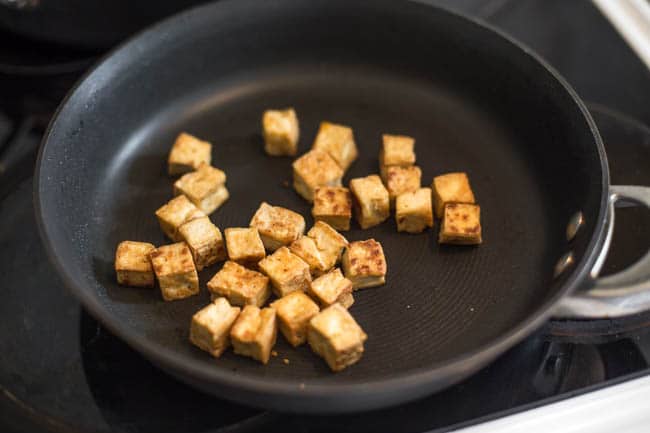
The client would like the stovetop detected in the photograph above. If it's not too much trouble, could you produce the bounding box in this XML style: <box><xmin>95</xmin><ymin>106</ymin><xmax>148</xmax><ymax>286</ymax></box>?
<box><xmin>1</xmin><ymin>1</ymin><xmax>649</xmax><ymax>432</ymax></box>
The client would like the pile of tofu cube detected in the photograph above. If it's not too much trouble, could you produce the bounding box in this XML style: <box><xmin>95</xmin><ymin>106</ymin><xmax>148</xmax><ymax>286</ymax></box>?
<box><xmin>113</xmin><ymin>107</ymin><xmax>482</xmax><ymax>373</ymax></box>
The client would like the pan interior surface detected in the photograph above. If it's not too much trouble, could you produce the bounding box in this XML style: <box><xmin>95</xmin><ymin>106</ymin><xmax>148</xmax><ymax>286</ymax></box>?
<box><xmin>38</xmin><ymin>0</ymin><xmax>603</xmax><ymax>397</ymax></box>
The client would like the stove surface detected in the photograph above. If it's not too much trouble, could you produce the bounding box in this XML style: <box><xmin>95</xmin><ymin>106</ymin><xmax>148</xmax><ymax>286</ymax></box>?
<box><xmin>1</xmin><ymin>1</ymin><xmax>649</xmax><ymax>432</ymax></box>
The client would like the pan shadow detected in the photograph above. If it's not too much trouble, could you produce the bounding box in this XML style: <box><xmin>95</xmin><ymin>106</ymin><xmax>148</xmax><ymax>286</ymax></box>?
<box><xmin>78</xmin><ymin>311</ymin><xmax>264</xmax><ymax>432</ymax></box>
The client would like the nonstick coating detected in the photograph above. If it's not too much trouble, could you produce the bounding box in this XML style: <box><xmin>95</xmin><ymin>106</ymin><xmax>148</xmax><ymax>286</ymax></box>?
<box><xmin>36</xmin><ymin>0</ymin><xmax>608</xmax><ymax>412</ymax></box>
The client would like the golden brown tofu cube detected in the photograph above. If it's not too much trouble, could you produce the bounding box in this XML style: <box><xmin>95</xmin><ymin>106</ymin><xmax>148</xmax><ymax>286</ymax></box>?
<box><xmin>308</xmin><ymin>268</ymin><xmax>354</xmax><ymax>309</ymax></box>
<box><xmin>312</xmin><ymin>186</ymin><xmax>352</xmax><ymax>231</ymax></box>
<box><xmin>224</xmin><ymin>228</ymin><xmax>266</xmax><ymax>266</ymax></box>
<box><xmin>258</xmin><ymin>247</ymin><xmax>311</xmax><ymax>298</ymax></box>
<box><xmin>307</xmin><ymin>221</ymin><xmax>349</xmax><ymax>270</ymax></box>
<box><xmin>379</xmin><ymin>134</ymin><xmax>416</xmax><ymax>179</ymax></box>
<box><xmin>395</xmin><ymin>187</ymin><xmax>434</xmax><ymax>233</ymax></box>
<box><xmin>349</xmin><ymin>175</ymin><xmax>390</xmax><ymax>229</ymax></box>
<box><xmin>384</xmin><ymin>165</ymin><xmax>422</xmax><ymax>202</ymax></box>
<box><xmin>341</xmin><ymin>239</ymin><xmax>387</xmax><ymax>290</ymax></box>
<box><xmin>270</xmin><ymin>291</ymin><xmax>320</xmax><ymax>347</ymax></box>
<box><xmin>155</xmin><ymin>195</ymin><xmax>206</xmax><ymax>242</ymax></box>
<box><xmin>262</xmin><ymin>108</ymin><xmax>299</xmax><ymax>156</ymax></box>
<box><xmin>439</xmin><ymin>203</ymin><xmax>482</xmax><ymax>245</ymax></box>
<box><xmin>178</xmin><ymin>217</ymin><xmax>225</xmax><ymax>271</ymax></box>
<box><xmin>115</xmin><ymin>241</ymin><xmax>156</xmax><ymax>288</ymax></box>
<box><xmin>292</xmin><ymin>149</ymin><xmax>343</xmax><ymax>202</ymax></box>
<box><xmin>149</xmin><ymin>242</ymin><xmax>199</xmax><ymax>301</ymax></box>
<box><xmin>307</xmin><ymin>304</ymin><xmax>367</xmax><ymax>372</ymax></box>
<box><xmin>230</xmin><ymin>305</ymin><xmax>277</xmax><ymax>364</ymax></box>
<box><xmin>168</xmin><ymin>132</ymin><xmax>212</xmax><ymax>175</ymax></box>
<box><xmin>207</xmin><ymin>261</ymin><xmax>270</xmax><ymax>307</ymax></box>
<box><xmin>431</xmin><ymin>172</ymin><xmax>476</xmax><ymax>218</ymax></box>
<box><xmin>189</xmin><ymin>297</ymin><xmax>240</xmax><ymax>358</ymax></box>
<box><xmin>289</xmin><ymin>236</ymin><xmax>328</xmax><ymax>276</ymax></box>
<box><xmin>249</xmin><ymin>202</ymin><xmax>306</xmax><ymax>251</ymax></box>
<box><xmin>311</xmin><ymin>121</ymin><xmax>358</xmax><ymax>172</ymax></box>
<box><xmin>173</xmin><ymin>164</ymin><xmax>228</xmax><ymax>215</ymax></box>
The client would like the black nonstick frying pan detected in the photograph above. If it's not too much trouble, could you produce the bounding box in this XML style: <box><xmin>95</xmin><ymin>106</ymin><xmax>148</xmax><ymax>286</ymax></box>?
<box><xmin>35</xmin><ymin>0</ymin><xmax>650</xmax><ymax>413</ymax></box>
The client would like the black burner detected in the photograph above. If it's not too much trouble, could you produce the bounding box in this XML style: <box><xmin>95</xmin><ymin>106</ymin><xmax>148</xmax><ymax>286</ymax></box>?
<box><xmin>1</xmin><ymin>1</ymin><xmax>650</xmax><ymax>432</ymax></box>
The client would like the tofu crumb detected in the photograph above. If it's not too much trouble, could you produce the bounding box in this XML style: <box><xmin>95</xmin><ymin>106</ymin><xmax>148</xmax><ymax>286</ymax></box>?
<box><xmin>283</xmin><ymin>358</ymin><xmax>290</xmax><ymax>365</ymax></box>
<box><xmin>272</xmin><ymin>350</ymin><xmax>278</xmax><ymax>357</ymax></box>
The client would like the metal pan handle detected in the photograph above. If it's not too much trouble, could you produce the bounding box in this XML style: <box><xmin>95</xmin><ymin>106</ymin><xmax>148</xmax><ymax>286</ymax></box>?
<box><xmin>554</xmin><ymin>185</ymin><xmax>650</xmax><ymax>318</ymax></box>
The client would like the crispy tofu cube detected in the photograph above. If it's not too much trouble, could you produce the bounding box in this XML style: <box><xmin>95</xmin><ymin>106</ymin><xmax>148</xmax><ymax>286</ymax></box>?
<box><xmin>312</xmin><ymin>186</ymin><xmax>352</xmax><ymax>231</ymax></box>
<box><xmin>307</xmin><ymin>221</ymin><xmax>349</xmax><ymax>270</ymax></box>
<box><xmin>396</xmin><ymin>187</ymin><xmax>434</xmax><ymax>233</ymax></box>
<box><xmin>431</xmin><ymin>172</ymin><xmax>476</xmax><ymax>218</ymax></box>
<box><xmin>224</xmin><ymin>228</ymin><xmax>266</xmax><ymax>266</ymax></box>
<box><xmin>149</xmin><ymin>242</ymin><xmax>199</xmax><ymax>300</ymax></box>
<box><xmin>292</xmin><ymin>149</ymin><xmax>343</xmax><ymax>202</ymax></box>
<box><xmin>168</xmin><ymin>132</ymin><xmax>212</xmax><ymax>175</ymax></box>
<box><xmin>270</xmin><ymin>291</ymin><xmax>320</xmax><ymax>347</ymax></box>
<box><xmin>189</xmin><ymin>298</ymin><xmax>240</xmax><ymax>358</ymax></box>
<box><xmin>249</xmin><ymin>202</ymin><xmax>306</xmax><ymax>251</ymax></box>
<box><xmin>173</xmin><ymin>164</ymin><xmax>228</xmax><ymax>215</ymax></box>
<box><xmin>349</xmin><ymin>175</ymin><xmax>390</xmax><ymax>229</ymax></box>
<box><xmin>311</xmin><ymin>121</ymin><xmax>358</xmax><ymax>172</ymax></box>
<box><xmin>307</xmin><ymin>304</ymin><xmax>367</xmax><ymax>372</ymax></box>
<box><xmin>258</xmin><ymin>247</ymin><xmax>311</xmax><ymax>297</ymax></box>
<box><xmin>379</xmin><ymin>134</ymin><xmax>415</xmax><ymax>179</ymax></box>
<box><xmin>342</xmin><ymin>239</ymin><xmax>387</xmax><ymax>290</ymax></box>
<box><xmin>262</xmin><ymin>108</ymin><xmax>299</xmax><ymax>156</ymax></box>
<box><xmin>439</xmin><ymin>203</ymin><xmax>482</xmax><ymax>245</ymax></box>
<box><xmin>115</xmin><ymin>241</ymin><xmax>156</xmax><ymax>288</ymax></box>
<box><xmin>207</xmin><ymin>261</ymin><xmax>271</xmax><ymax>307</ymax></box>
<box><xmin>155</xmin><ymin>195</ymin><xmax>206</xmax><ymax>242</ymax></box>
<box><xmin>384</xmin><ymin>165</ymin><xmax>421</xmax><ymax>202</ymax></box>
<box><xmin>308</xmin><ymin>268</ymin><xmax>354</xmax><ymax>309</ymax></box>
<box><xmin>289</xmin><ymin>236</ymin><xmax>328</xmax><ymax>276</ymax></box>
<box><xmin>230</xmin><ymin>305</ymin><xmax>277</xmax><ymax>364</ymax></box>
<box><xmin>178</xmin><ymin>217</ymin><xmax>226</xmax><ymax>271</ymax></box>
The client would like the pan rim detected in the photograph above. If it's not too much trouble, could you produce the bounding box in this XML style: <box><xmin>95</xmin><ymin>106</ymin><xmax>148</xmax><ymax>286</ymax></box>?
<box><xmin>34</xmin><ymin>0</ymin><xmax>610</xmax><ymax>410</ymax></box>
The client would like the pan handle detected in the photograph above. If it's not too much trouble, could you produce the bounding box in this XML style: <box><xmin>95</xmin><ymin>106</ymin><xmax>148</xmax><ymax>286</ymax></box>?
<box><xmin>554</xmin><ymin>185</ymin><xmax>650</xmax><ymax>318</ymax></box>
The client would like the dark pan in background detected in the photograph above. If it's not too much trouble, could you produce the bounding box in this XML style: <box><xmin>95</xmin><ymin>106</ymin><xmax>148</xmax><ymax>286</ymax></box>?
<box><xmin>35</xmin><ymin>0</ymin><xmax>650</xmax><ymax>413</ymax></box>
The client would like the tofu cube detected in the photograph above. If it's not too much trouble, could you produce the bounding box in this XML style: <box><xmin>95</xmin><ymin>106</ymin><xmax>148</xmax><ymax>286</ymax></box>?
<box><xmin>173</xmin><ymin>164</ymin><xmax>228</xmax><ymax>215</ymax></box>
<box><xmin>341</xmin><ymin>239</ymin><xmax>387</xmax><ymax>289</ymax></box>
<box><xmin>311</xmin><ymin>121</ymin><xmax>358</xmax><ymax>172</ymax></box>
<box><xmin>178</xmin><ymin>217</ymin><xmax>225</xmax><ymax>271</ymax></box>
<box><xmin>307</xmin><ymin>304</ymin><xmax>367</xmax><ymax>372</ymax></box>
<box><xmin>308</xmin><ymin>268</ymin><xmax>354</xmax><ymax>309</ymax></box>
<box><xmin>292</xmin><ymin>149</ymin><xmax>343</xmax><ymax>202</ymax></box>
<box><xmin>384</xmin><ymin>165</ymin><xmax>422</xmax><ymax>202</ymax></box>
<box><xmin>168</xmin><ymin>132</ymin><xmax>212</xmax><ymax>175</ymax></box>
<box><xmin>307</xmin><ymin>221</ymin><xmax>349</xmax><ymax>270</ymax></box>
<box><xmin>258</xmin><ymin>247</ymin><xmax>311</xmax><ymax>297</ymax></box>
<box><xmin>439</xmin><ymin>203</ymin><xmax>482</xmax><ymax>245</ymax></box>
<box><xmin>395</xmin><ymin>187</ymin><xmax>434</xmax><ymax>233</ymax></box>
<box><xmin>431</xmin><ymin>172</ymin><xmax>476</xmax><ymax>218</ymax></box>
<box><xmin>149</xmin><ymin>242</ymin><xmax>200</xmax><ymax>300</ymax></box>
<box><xmin>155</xmin><ymin>195</ymin><xmax>206</xmax><ymax>242</ymax></box>
<box><xmin>262</xmin><ymin>108</ymin><xmax>299</xmax><ymax>156</ymax></box>
<box><xmin>114</xmin><ymin>241</ymin><xmax>156</xmax><ymax>288</ymax></box>
<box><xmin>230</xmin><ymin>305</ymin><xmax>277</xmax><ymax>364</ymax></box>
<box><xmin>312</xmin><ymin>186</ymin><xmax>352</xmax><ymax>231</ymax></box>
<box><xmin>349</xmin><ymin>175</ymin><xmax>390</xmax><ymax>229</ymax></box>
<box><xmin>289</xmin><ymin>236</ymin><xmax>328</xmax><ymax>276</ymax></box>
<box><xmin>379</xmin><ymin>134</ymin><xmax>415</xmax><ymax>179</ymax></box>
<box><xmin>224</xmin><ymin>228</ymin><xmax>266</xmax><ymax>266</ymax></box>
<box><xmin>189</xmin><ymin>297</ymin><xmax>240</xmax><ymax>358</ymax></box>
<box><xmin>207</xmin><ymin>261</ymin><xmax>271</xmax><ymax>307</ymax></box>
<box><xmin>270</xmin><ymin>291</ymin><xmax>320</xmax><ymax>347</ymax></box>
<box><xmin>249</xmin><ymin>202</ymin><xmax>306</xmax><ymax>251</ymax></box>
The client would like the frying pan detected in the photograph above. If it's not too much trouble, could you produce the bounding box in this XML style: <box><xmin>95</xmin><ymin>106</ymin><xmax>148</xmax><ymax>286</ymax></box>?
<box><xmin>35</xmin><ymin>0</ymin><xmax>650</xmax><ymax>413</ymax></box>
